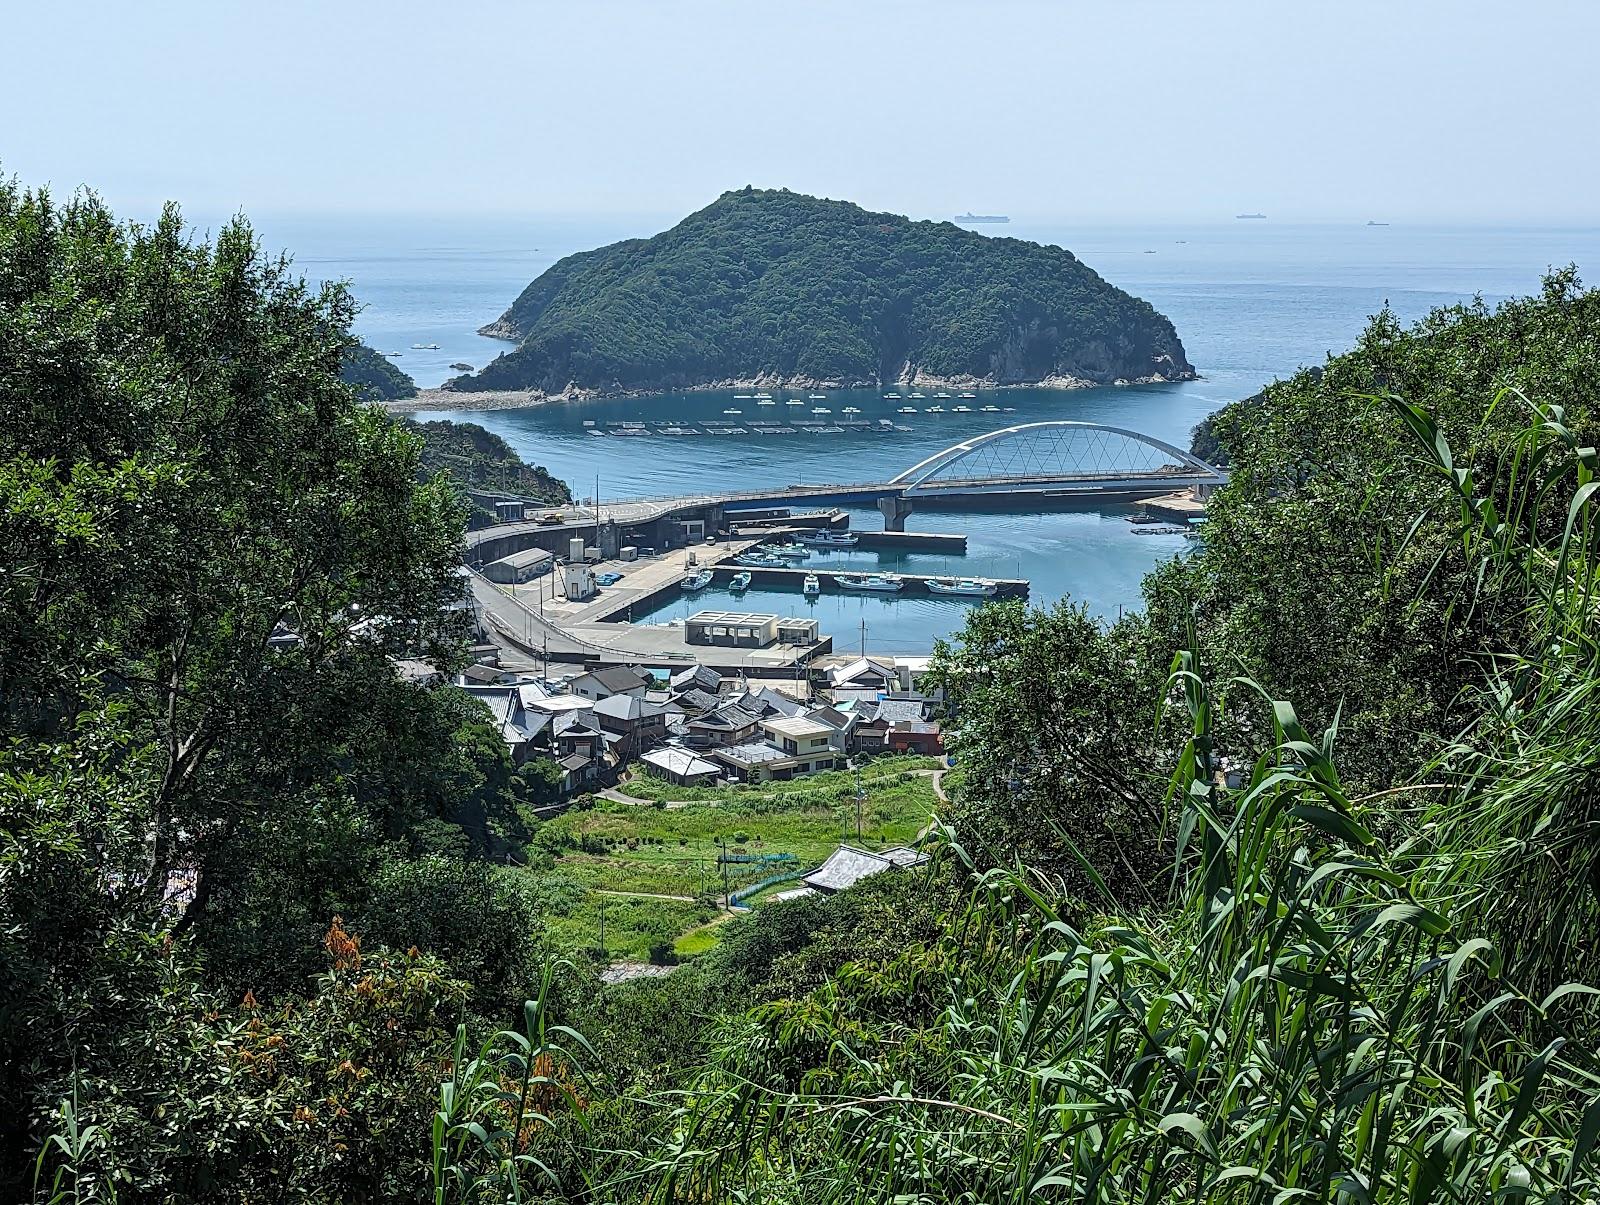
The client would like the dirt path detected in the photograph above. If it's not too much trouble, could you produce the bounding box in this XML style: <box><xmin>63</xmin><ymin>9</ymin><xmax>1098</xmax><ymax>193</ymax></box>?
<box><xmin>595</xmin><ymin>888</ymin><xmax>697</xmax><ymax>903</ymax></box>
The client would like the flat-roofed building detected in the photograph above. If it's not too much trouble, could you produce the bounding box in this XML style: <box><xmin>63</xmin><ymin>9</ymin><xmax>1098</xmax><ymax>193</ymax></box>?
<box><xmin>684</xmin><ymin>610</ymin><xmax>779</xmax><ymax>648</ymax></box>
<box><xmin>482</xmin><ymin>547</ymin><xmax>554</xmax><ymax>584</ymax></box>
<box><xmin>761</xmin><ymin>715</ymin><xmax>838</xmax><ymax>761</ymax></box>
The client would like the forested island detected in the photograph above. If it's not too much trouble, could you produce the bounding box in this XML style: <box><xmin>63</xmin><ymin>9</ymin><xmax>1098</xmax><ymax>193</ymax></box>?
<box><xmin>7</xmin><ymin>174</ymin><xmax>1600</xmax><ymax>1202</ymax></box>
<box><xmin>450</xmin><ymin>188</ymin><xmax>1195</xmax><ymax>397</ymax></box>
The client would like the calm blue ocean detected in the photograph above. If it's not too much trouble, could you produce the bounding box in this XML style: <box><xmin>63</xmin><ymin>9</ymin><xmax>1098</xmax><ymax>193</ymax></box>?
<box><xmin>255</xmin><ymin>213</ymin><xmax>1600</xmax><ymax>652</ymax></box>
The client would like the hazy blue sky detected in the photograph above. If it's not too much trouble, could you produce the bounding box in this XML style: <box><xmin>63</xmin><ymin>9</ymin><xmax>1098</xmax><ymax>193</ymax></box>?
<box><xmin>5</xmin><ymin>0</ymin><xmax>1596</xmax><ymax>224</ymax></box>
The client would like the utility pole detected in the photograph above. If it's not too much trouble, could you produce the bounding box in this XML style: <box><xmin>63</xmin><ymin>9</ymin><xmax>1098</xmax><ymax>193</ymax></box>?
<box><xmin>598</xmin><ymin>893</ymin><xmax>606</xmax><ymax>956</ymax></box>
<box><xmin>859</xmin><ymin>617</ymin><xmax>867</xmax><ymax>659</ymax></box>
<box><xmin>855</xmin><ymin>766</ymin><xmax>865</xmax><ymax>842</ymax></box>
<box><xmin>715</xmin><ymin>837</ymin><xmax>730</xmax><ymax>908</ymax></box>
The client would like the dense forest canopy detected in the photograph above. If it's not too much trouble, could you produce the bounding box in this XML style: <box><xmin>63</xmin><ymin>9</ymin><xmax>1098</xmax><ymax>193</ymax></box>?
<box><xmin>453</xmin><ymin>187</ymin><xmax>1195</xmax><ymax>395</ymax></box>
<box><xmin>5</xmin><ymin>176</ymin><xmax>1600</xmax><ymax>1202</ymax></box>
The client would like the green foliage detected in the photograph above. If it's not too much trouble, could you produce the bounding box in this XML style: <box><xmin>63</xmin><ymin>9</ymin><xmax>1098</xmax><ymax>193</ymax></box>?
<box><xmin>455</xmin><ymin>187</ymin><xmax>1193</xmax><ymax>393</ymax></box>
<box><xmin>408</xmin><ymin>417</ymin><xmax>571</xmax><ymax>509</ymax></box>
<box><xmin>927</xmin><ymin>599</ymin><xmax>1174</xmax><ymax>899</ymax></box>
<box><xmin>340</xmin><ymin>342</ymin><xmax>418</xmax><ymax>400</ymax></box>
<box><xmin>1154</xmin><ymin>270</ymin><xmax>1600</xmax><ymax>790</ymax></box>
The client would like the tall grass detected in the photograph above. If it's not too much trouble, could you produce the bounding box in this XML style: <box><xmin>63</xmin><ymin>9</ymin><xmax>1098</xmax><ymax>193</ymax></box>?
<box><xmin>635</xmin><ymin>393</ymin><xmax>1600</xmax><ymax>1202</ymax></box>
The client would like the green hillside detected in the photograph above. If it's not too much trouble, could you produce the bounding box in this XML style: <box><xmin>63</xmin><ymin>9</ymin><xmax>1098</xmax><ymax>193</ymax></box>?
<box><xmin>340</xmin><ymin>341</ymin><xmax>418</xmax><ymax>400</ymax></box>
<box><xmin>453</xmin><ymin>187</ymin><xmax>1194</xmax><ymax>395</ymax></box>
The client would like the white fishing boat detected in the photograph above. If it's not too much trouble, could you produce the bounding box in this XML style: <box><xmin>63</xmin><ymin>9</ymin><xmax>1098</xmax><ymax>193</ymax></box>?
<box><xmin>958</xmin><ymin>392</ymin><xmax>978</xmax><ymax>399</ymax></box>
<box><xmin>734</xmin><ymin>552</ymin><xmax>786</xmax><ymax>568</ymax></box>
<box><xmin>927</xmin><ymin>405</ymin><xmax>946</xmax><ymax>414</ymax></box>
<box><xmin>754</xmin><ymin>392</ymin><xmax>773</xmax><ymax>399</ymax></box>
<box><xmin>842</xmin><ymin>406</ymin><xmax>861</xmax><ymax>414</ymax></box>
<box><xmin>734</xmin><ymin>394</ymin><xmax>753</xmax><ymax>399</ymax></box>
<box><xmin>909</xmin><ymin>392</ymin><xmax>927</xmax><ymax>399</ymax></box>
<box><xmin>803</xmin><ymin>573</ymin><xmax>820</xmax><ymax>597</ymax></box>
<box><xmin>980</xmin><ymin>404</ymin><xmax>1001</xmax><ymax>412</ymax></box>
<box><xmin>834</xmin><ymin>573</ymin><xmax>904</xmax><ymax>593</ymax></box>
<box><xmin>410</xmin><ymin>342</ymin><xmax>441</xmax><ymax>350</ymax></box>
<box><xmin>1002</xmin><ymin>406</ymin><xmax>1017</xmax><ymax>412</ymax></box>
<box><xmin>953</xmin><ymin>405</ymin><xmax>974</xmax><ymax>413</ymax></box>
<box><xmin>723</xmin><ymin>408</ymin><xmax>742</xmax><ymax>415</ymax></box>
<box><xmin>786</xmin><ymin>399</ymin><xmax>805</xmax><ymax>406</ymax></box>
<box><xmin>883</xmin><ymin>392</ymin><xmax>902</xmax><ymax>400</ymax></box>
<box><xmin>809</xmin><ymin>394</ymin><xmax>828</xmax><ymax>400</ymax></box>
<box><xmin>757</xmin><ymin>399</ymin><xmax>777</xmax><ymax>406</ymax></box>
<box><xmin>925</xmin><ymin>576</ymin><xmax>998</xmax><ymax>597</ymax></box>
<box><xmin>765</xmin><ymin>543</ymin><xmax>811</xmax><ymax>560</ymax></box>
<box><xmin>729</xmin><ymin>571</ymin><xmax>752</xmax><ymax>592</ymax></box>
<box><xmin>681</xmin><ymin>570</ymin><xmax>714</xmax><ymax>591</ymax></box>
<box><xmin>797</xmin><ymin>530</ymin><xmax>859</xmax><ymax>548</ymax></box>
<box><xmin>811</xmin><ymin>407</ymin><xmax>831</xmax><ymax>415</ymax></box>
<box><xmin>898</xmin><ymin>406</ymin><xmax>918</xmax><ymax>414</ymax></box>
<box><xmin>934</xmin><ymin>391</ymin><xmax>952</xmax><ymax>398</ymax></box>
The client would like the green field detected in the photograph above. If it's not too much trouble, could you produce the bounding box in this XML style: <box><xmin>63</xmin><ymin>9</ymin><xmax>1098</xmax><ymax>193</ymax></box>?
<box><xmin>528</xmin><ymin>758</ymin><xmax>945</xmax><ymax>958</ymax></box>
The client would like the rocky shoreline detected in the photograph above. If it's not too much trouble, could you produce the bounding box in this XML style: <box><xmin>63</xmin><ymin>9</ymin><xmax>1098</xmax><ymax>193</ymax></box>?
<box><xmin>385</xmin><ymin>369</ymin><xmax>1195</xmax><ymax>415</ymax></box>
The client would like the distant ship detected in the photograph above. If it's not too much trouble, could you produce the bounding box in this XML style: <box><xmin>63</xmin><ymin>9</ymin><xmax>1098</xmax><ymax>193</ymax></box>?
<box><xmin>954</xmin><ymin>212</ymin><xmax>1010</xmax><ymax>224</ymax></box>
<box><xmin>1367</xmin><ymin>220</ymin><xmax>1390</xmax><ymax>227</ymax></box>
<box><xmin>1235</xmin><ymin>213</ymin><xmax>1267</xmax><ymax>220</ymax></box>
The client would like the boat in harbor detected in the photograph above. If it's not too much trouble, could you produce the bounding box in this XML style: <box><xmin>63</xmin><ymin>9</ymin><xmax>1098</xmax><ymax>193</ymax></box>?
<box><xmin>586</xmin><ymin>429</ymin><xmax>607</xmax><ymax>437</ymax></box>
<box><xmin>927</xmin><ymin>404</ymin><xmax>946</xmax><ymax>414</ymax></box>
<box><xmin>754</xmin><ymin>392</ymin><xmax>773</xmax><ymax>399</ymax></box>
<box><xmin>909</xmin><ymin>392</ymin><xmax>927</xmax><ymax>399</ymax></box>
<box><xmin>934</xmin><ymin>391</ymin><xmax>952</xmax><ymax>399</ymax></box>
<box><xmin>797</xmin><ymin>530</ymin><xmax>859</xmax><ymax>548</ymax></box>
<box><xmin>980</xmin><ymin>404</ymin><xmax>1001</xmax><ymax>412</ymax></box>
<box><xmin>834</xmin><ymin>573</ymin><xmax>904</xmax><ymax>593</ymax></box>
<box><xmin>786</xmin><ymin>399</ymin><xmax>805</xmax><ymax>406</ymax></box>
<box><xmin>410</xmin><ymin>342</ymin><xmax>441</xmax><ymax>350</ymax></box>
<box><xmin>734</xmin><ymin>394</ymin><xmax>753</xmax><ymax>399</ymax></box>
<box><xmin>811</xmin><ymin>406</ymin><xmax>831</xmax><ymax>414</ymax></box>
<box><xmin>681</xmin><ymin>569</ymin><xmax>713</xmax><ymax>591</ymax></box>
<box><xmin>925</xmin><ymin>576</ymin><xmax>998</xmax><ymax>597</ymax></box>
<box><xmin>723</xmin><ymin>408</ymin><xmax>741</xmax><ymax>415</ymax></box>
<box><xmin>757</xmin><ymin>399</ymin><xmax>777</xmax><ymax>406</ymax></box>
<box><xmin>953</xmin><ymin>405</ymin><xmax>974</xmax><ymax>413</ymax></box>
<box><xmin>898</xmin><ymin>406</ymin><xmax>917</xmax><ymax>414</ymax></box>
<box><xmin>803</xmin><ymin>573</ymin><xmax>820</xmax><ymax>597</ymax></box>
<box><xmin>764</xmin><ymin>543</ymin><xmax>811</xmax><ymax>560</ymax></box>
<box><xmin>809</xmin><ymin>393</ymin><xmax>828</xmax><ymax>400</ymax></box>
<box><xmin>734</xmin><ymin>552</ymin><xmax>786</xmax><ymax>568</ymax></box>
<box><xmin>842</xmin><ymin>406</ymin><xmax>861</xmax><ymax>414</ymax></box>
<box><xmin>729</xmin><ymin>570</ymin><xmax>752</xmax><ymax>592</ymax></box>
<box><xmin>958</xmin><ymin>391</ymin><xmax>978</xmax><ymax>399</ymax></box>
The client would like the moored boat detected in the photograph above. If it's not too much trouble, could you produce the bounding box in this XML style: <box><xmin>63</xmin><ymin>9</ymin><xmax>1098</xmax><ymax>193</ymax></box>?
<box><xmin>797</xmin><ymin>530</ymin><xmax>859</xmax><ymax>548</ymax></box>
<box><xmin>953</xmin><ymin>405</ymin><xmax>974</xmax><ymax>413</ymax></box>
<box><xmin>764</xmin><ymin>543</ymin><xmax>811</xmax><ymax>560</ymax></box>
<box><xmin>925</xmin><ymin>576</ymin><xmax>998</xmax><ymax>597</ymax></box>
<box><xmin>898</xmin><ymin>406</ymin><xmax>918</xmax><ymax>413</ymax></box>
<box><xmin>834</xmin><ymin>573</ymin><xmax>904</xmax><ymax>593</ymax></box>
<box><xmin>723</xmin><ymin>408</ymin><xmax>742</xmax><ymax>415</ymax></box>
<box><xmin>681</xmin><ymin>570</ymin><xmax>714</xmax><ymax>591</ymax></box>
<box><xmin>803</xmin><ymin>573</ymin><xmax>820</xmax><ymax>597</ymax></box>
<box><xmin>729</xmin><ymin>571</ymin><xmax>752</xmax><ymax>592</ymax></box>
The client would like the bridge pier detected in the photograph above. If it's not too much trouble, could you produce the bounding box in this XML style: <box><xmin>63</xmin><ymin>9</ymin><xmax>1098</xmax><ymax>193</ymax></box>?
<box><xmin>877</xmin><ymin>494</ymin><xmax>914</xmax><ymax>532</ymax></box>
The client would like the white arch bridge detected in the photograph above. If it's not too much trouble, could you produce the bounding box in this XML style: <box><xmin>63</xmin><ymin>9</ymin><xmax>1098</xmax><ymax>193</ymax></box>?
<box><xmin>716</xmin><ymin>421</ymin><xmax>1229</xmax><ymax>530</ymax></box>
<box><xmin>467</xmin><ymin>421</ymin><xmax>1229</xmax><ymax>559</ymax></box>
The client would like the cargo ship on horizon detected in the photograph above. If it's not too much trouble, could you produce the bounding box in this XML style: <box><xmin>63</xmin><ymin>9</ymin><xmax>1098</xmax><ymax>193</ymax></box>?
<box><xmin>954</xmin><ymin>212</ymin><xmax>1010</xmax><ymax>224</ymax></box>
